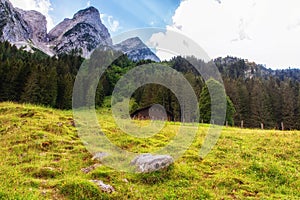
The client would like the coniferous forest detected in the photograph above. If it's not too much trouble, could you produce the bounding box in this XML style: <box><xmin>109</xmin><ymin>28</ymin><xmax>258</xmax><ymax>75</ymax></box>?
<box><xmin>1</xmin><ymin>41</ymin><xmax>300</xmax><ymax>129</ymax></box>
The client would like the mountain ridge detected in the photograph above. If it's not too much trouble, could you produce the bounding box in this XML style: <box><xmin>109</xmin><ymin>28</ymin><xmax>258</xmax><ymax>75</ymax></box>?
<box><xmin>0</xmin><ymin>0</ymin><xmax>160</xmax><ymax>61</ymax></box>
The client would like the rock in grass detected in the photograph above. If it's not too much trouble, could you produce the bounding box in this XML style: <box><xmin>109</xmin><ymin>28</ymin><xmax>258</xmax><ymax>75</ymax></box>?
<box><xmin>81</xmin><ymin>163</ymin><xmax>102</xmax><ymax>174</ymax></box>
<box><xmin>131</xmin><ymin>154</ymin><xmax>174</xmax><ymax>173</ymax></box>
<box><xmin>90</xmin><ymin>180</ymin><xmax>115</xmax><ymax>193</ymax></box>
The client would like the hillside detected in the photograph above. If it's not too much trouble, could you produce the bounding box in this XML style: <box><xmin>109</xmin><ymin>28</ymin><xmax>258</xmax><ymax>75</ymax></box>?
<box><xmin>214</xmin><ymin>56</ymin><xmax>300</xmax><ymax>81</ymax></box>
<box><xmin>2</xmin><ymin>40</ymin><xmax>300</xmax><ymax>129</ymax></box>
<box><xmin>0</xmin><ymin>102</ymin><xmax>299</xmax><ymax>199</ymax></box>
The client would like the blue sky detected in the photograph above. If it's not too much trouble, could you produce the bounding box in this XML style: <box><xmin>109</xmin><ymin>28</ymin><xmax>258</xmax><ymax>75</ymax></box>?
<box><xmin>9</xmin><ymin>0</ymin><xmax>300</xmax><ymax>69</ymax></box>
<box><xmin>49</xmin><ymin>0</ymin><xmax>181</xmax><ymax>35</ymax></box>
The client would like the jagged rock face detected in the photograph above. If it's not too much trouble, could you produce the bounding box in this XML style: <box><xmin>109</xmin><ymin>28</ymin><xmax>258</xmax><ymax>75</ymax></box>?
<box><xmin>48</xmin><ymin>6</ymin><xmax>112</xmax><ymax>57</ymax></box>
<box><xmin>114</xmin><ymin>37</ymin><xmax>160</xmax><ymax>62</ymax></box>
<box><xmin>0</xmin><ymin>0</ymin><xmax>31</xmax><ymax>42</ymax></box>
<box><xmin>15</xmin><ymin>8</ymin><xmax>47</xmax><ymax>43</ymax></box>
<box><xmin>48</xmin><ymin>18</ymin><xmax>72</xmax><ymax>42</ymax></box>
<box><xmin>0</xmin><ymin>1</ymin><xmax>161</xmax><ymax>61</ymax></box>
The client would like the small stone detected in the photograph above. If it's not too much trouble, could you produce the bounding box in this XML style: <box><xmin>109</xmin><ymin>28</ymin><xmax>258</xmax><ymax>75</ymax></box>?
<box><xmin>122</xmin><ymin>178</ymin><xmax>129</xmax><ymax>183</ymax></box>
<box><xmin>131</xmin><ymin>154</ymin><xmax>174</xmax><ymax>173</ymax></box>
<box><xmin>90</xmin><ymin>180</ymin><xmax>115</xmax><ymax>193</ymax></box>
<box><xmin>81</xmin><ymin>163</ymin><xmax>102</xmax><ymax>174</ymax></box>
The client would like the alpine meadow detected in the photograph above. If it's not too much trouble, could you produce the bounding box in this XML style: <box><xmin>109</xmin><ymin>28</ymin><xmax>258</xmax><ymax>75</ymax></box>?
<box><xmin>0</xmin><ymin>0</ymin><xmax>300</xmax><ymax>199</ymax></box>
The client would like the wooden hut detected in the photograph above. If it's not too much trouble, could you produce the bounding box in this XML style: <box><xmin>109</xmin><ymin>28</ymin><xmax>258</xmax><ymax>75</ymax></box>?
<box><xmin>130</xmin><ymin>105</ymin><xmax>174</xmax><ymax>121</ymax></box>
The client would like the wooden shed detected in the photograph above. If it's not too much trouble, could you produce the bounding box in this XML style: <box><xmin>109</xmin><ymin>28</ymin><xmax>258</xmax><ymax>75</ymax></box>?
<box><xmin>130</xmin><ymin>105</ymin><xmax>174</xmax><ymax>121</ymax></box>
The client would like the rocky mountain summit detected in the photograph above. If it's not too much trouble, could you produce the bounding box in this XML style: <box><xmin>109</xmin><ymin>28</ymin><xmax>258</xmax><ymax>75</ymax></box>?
<box><xmin>48</xmin><ymin>6</ymin><xmax>112</xmax><ymax>57</ymax></box>
<box><xmin>114</xmin><ymin>37</ymin><xmax>160</xmax><ymax>62</ymax></box>
<box><xmin>15</xmin><ymin>8</ymin><xmax>47</xmax><ymax>43</ymax></box>
<box><xmin>0</xmin><ymin>0</ymin><xmax>160</xmax><ymax>61</ymax></box>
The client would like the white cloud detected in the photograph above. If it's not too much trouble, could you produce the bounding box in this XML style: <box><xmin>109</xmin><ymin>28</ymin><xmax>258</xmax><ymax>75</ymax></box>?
<box><xmin>150</xmin><ymin>0</ymin><xmax>300</xmax><ymax>69</ymax></box>
<box><xmin>148</xmin><ymin>26</ymin><xmax>210</xmax><ymax>62</ymax></box>
<box><xmin>100</xmin><ymin>14</ymin><xmax>121</xmax><ymax>33</ymax></box>
<box><xmin>108</xmin><ymin>16</ymin><xmax>120</xmax><ymax>32</ymax></box>
<box><xmin>10</xmin><ymin>0</ymin><xmax>54</xmax><ymax>30</ymax></box>
<box><xmin>287</xmin><ymin>19</ymin><xmax>300</xmax><ymax>30</ymax></box>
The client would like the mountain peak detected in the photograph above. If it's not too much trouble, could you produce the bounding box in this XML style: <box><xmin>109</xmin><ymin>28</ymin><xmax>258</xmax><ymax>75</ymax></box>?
<box><xmin>74</xmin><ymin>6</ymin><xmax>100</xmax><ymax>19</ymax></box>
<box><xmin>114</xmin><ymin>37</ymin><xmax>160</xmax><ymax>62</ymax></box>
<box><xmin>115</xmin><ymin>37</ymin><xmax>147</xmax><ymax>51</ymax></box>
<box><xmin>47</xmin><ymin>5</ymin><xmax>112</xmax><ymax>57</ymax></box>
<box><xmin>127</xmin><ymin>37</ymin><xmax>143</xmax><ymax>42</ymax></box>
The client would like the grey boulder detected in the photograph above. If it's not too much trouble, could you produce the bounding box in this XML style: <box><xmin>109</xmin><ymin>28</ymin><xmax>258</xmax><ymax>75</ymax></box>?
<box><xmin>131</xmin><ymin>154</ymin><xmax>174</xmax><ymax>173</ymax></box>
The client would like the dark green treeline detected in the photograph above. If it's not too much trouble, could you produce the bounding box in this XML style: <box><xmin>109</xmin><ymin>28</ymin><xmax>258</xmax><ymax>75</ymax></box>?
<box><xmin>1</xmin><ymin>42</ymin><xmax>300</xmax><ymax>129</ymax></box>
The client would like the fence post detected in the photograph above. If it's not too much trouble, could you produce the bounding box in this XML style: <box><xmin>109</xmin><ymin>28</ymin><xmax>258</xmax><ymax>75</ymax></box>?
<box><xmin>261</xmin><ymin>123</ymin><xmax>264</xmax><ymax>130</ymax></box>
<box><xmin>281</xmin><ymin>122</ymin><xmax>284</xmax><ymax>131</ymax></box>
<box><xmin>241</xmin><ymin>120</ymin><xmax>244</xmax><ymax>129</ymax></box>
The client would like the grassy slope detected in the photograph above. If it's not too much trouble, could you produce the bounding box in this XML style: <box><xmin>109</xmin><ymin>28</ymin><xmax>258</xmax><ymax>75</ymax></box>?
<box><xmin>0</xmin><ymin>102</ymin><xmax>299</xmax><ymax>199</ymax></box>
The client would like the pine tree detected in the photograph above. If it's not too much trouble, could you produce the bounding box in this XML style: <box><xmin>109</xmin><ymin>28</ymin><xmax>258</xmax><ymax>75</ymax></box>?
<box><xmin>39</xmin><ymin>65</ymin><xmax>57</xmax><ymax>107</ymax></box>
<box><xmin>199</xmin><ymin>79</ymin><xmax>233</xmax><ymax>125</ymax></box>
<box><xmin>281</xmin><ymin>80</ymin><xmax>296</xmax><ymax>129</ymax></box>
<box><xmin>56</xmin><ymin>73</ymin><xmax>74</xmax><ymax>109</ymax></box>
<box><xmin>226</xmin><ymin>96</ymin><xmax>236</xmax><ymax>126</ymax></box>
<box><xmin>21</xmin><ymin>71</ymin><xmax>41</xmax><ymax>104</ymax></box>
<box><xmin>249</xmin><ymin>79</ymin><xmax>274</xmax><ymax>128</ymax></box>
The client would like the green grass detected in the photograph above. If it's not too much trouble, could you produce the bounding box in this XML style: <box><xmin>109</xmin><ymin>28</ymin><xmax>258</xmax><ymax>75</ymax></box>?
<box><xmin>0</xmin><ymin>102</ymin><xmax>299</xmax><ymax>199</ymax></box>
